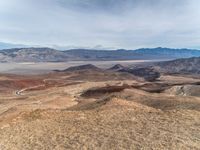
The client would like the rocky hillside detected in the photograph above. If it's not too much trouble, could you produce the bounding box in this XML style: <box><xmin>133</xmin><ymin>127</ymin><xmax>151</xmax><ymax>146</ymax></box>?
<box><xmin>54</xmin><ymin>64</ymin><xmax>101</xmax><ymax>72</ymax></box>
<box><xmin>108</xmin><ymin>65</ymin><xmax>160</xmax><ymax>81</ymax></box>
<box><xmin>108</xmin><ymin>64</ymin><xmax>127</xmax><ymax>71</ymax></box>
<box><xmin>156</xmin><ymin>57</ymin><xmax>200</xmax><ymax>74</ymax></box>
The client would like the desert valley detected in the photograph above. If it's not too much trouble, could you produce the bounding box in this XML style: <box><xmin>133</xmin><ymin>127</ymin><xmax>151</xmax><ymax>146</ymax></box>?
<box><xmin>0</xmin><ymin>48</ymin><xmax>200</xmax><ymax>149</ymax></box>
<box><xmin>1</xmin><ymin>0</ymin><xmax>200</xmax><ymax>149</ymax></box>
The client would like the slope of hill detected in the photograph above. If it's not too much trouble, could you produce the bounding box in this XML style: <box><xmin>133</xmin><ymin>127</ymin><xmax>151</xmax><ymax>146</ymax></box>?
<box><xmin>0</xmin><ymin>47</ymin><xmax>200</xmax><ymax>62</ymax></box>
<box><xmin>55</xmin><ymin>64</ymin><xmax>101</xmax><ymax>72</ymax></box>
<box><xmin>111</xmin><ymin>66</ymin><xmax>160</xmax><ymax>81</ymax></box>
<box><xmin>156</xmin><ymin>57</ymin><xmax>200</xmax><ymax>74</ymax></box>
<box><xmin>108</xmin><ymin>64</ymin><xmax>127</xmax><ymax>71</ymax></box>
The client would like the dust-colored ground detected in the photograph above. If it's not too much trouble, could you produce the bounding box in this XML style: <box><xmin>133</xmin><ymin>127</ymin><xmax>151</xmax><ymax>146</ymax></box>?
<box><xmin>0</xmin><ymin>70</ymin><xmax>200</xmax><ymax>150</ymax></box>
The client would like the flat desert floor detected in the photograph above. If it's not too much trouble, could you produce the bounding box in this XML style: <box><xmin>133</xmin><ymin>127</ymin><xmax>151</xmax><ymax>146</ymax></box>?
<box><xmin>0</xmin><ymin>60</ymin><xmax>165</xmax><ymax>74</ymax></box>
<box><xmin>0</xmin><ymin>66</ymin><xmax>200</xmax><ymax>149</ymax></box>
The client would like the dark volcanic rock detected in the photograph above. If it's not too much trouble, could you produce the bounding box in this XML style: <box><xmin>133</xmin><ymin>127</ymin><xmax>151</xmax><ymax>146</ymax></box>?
<box><xmin>108</xmin><ymin>64</ymin><xmax>127</xmax><ymax>71</ymax></box>
<box><xmin>120</xmin><ymin>67</ymin><xmax>160</xmax><ymax>82</ymax></box>
<box><xmin>55</xmin><ymin>64</ymin><xmax>101</xmax><ymax>72</ymax></box>
<box><xmin>156</xmin><ymin>57</ymin><xmax>200</xmax><ymax>75</ymax></box>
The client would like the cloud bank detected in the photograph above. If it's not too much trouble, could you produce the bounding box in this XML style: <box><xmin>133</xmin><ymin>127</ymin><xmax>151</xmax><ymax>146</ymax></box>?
<box><xmin>0</xmin><ymin>0</ymin><xmax>200</xmax><ymax>49</ymax></box>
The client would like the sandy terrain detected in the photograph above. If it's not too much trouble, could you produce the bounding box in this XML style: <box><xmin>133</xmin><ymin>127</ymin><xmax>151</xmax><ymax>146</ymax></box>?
<box><xmin>0</xmin><ymin>69</ymin><xmax>200</xmax><ymax>149</ymax></box>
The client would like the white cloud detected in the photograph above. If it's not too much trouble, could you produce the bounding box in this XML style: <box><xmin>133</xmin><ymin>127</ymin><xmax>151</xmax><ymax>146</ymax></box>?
<box><xmin>0</xmin><ymin>0</ymin><xmax>200</xmax><ymax>49</ymax></box>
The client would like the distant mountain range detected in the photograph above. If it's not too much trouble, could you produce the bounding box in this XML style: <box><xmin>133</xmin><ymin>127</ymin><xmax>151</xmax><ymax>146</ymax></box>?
<box><xmin>0</xmin><ymin>47</ymin><xmax>200</xmax><ymax>62</ymax></box>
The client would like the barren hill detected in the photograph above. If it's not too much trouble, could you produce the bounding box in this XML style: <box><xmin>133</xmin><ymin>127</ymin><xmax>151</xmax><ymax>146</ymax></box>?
<box><xmin>0</xmin><ymin>62</ymin><xmax>200</xmax><ymax>149</ymax></box>
<box><xmin>156</xmin><ymin>57</ymin><xmax>200</xmax><ymax>74</ymax></box>
<box><xmin>56</xmin><ymin>64</ymin><xmax>101</xmax><ymax>72</ymax></box>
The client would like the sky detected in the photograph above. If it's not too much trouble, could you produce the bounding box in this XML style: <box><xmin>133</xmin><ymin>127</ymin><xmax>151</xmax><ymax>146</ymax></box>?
<box><xmin>0</xmin><ymin>0</ymin><xmax>200</xmax><ymax>49</ymax></box>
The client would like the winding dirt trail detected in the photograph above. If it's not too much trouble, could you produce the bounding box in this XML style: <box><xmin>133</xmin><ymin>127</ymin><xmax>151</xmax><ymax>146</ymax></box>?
<box><xmin>15</xmin><ymin>79</ymin><xmax>48</xmax><ymax>96</ymax></box>
<box><xmin>15</xmin><ymin>84</ymin><xmax>46</xmax><ymax>96</ymax></box>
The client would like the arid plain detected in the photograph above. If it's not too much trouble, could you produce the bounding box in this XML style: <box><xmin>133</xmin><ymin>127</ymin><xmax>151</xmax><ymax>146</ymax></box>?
<box><xmin>0</xmin><ymin>62</ymin><xmax>200</xmax><ymax>150</ymax></box>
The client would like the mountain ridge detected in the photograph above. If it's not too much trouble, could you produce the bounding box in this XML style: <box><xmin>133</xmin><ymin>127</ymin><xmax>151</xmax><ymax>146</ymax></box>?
<box><xmin>156</xmin><ymin>56</ymin><xmax>200</xmax><ymax>75</ymax></box>
<box><xmin>0</xmin><ymin>47</ymin><xmax>200</xmax><ymax>62</ymax></box>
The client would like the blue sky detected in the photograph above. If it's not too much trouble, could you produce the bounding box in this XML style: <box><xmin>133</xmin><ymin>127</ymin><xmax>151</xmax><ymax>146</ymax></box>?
<box><xmin>0</xmin><ymin>0</ymin><xmax>200</xmax><ymax>49</ymax></box>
